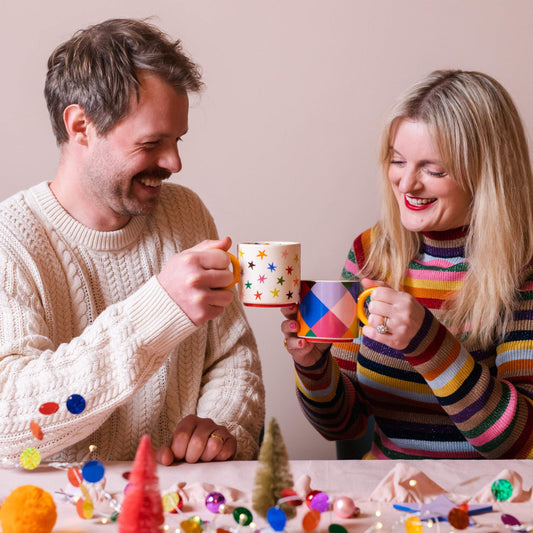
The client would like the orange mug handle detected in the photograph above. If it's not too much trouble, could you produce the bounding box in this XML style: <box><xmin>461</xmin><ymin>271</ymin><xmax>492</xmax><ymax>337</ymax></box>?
<box><xmin>224</xmin><ymin>252</ymin><xmax>241</xmax><ymax>289</ymax></box>
<box><xmin>356</xmin><ymin>287</ymin><xmax>375</xmax><ymax>326</ymax></box>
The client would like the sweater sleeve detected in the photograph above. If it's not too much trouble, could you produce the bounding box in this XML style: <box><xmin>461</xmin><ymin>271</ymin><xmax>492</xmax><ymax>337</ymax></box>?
<box><xmin>402</xmin><ymin>292</ymin><xmax>533</xmax><ymax>459</ymax></box>
<box><xmin>189</xmin><ymin>206</ymin><xmax>265</xmax><ymax>460</ymax></box>
<box><xmin>293</xmin><ymin>230</ymin><xmax>372</xmax><ymax>440</ymax></box>
<box><xmin>0</xmin><ymin>259</ymin><xmax>198</xmax><ymax>462</ymax></box>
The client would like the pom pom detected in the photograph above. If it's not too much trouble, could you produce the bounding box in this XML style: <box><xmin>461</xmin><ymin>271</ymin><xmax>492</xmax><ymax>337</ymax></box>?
<box><xmin>0</xmin><ymin>485</ymin><xmax>57</xmax><ymax>533</ymax></box>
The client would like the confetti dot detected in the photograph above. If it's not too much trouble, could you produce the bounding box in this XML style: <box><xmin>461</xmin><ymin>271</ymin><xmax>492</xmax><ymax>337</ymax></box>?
<box><xmin>76</xmin><ymin>498</ymin><xmax>94</xmax><ymax>519</ymax></box>
<box><xmin>405</xmin><ymin>516</ymin><xmax>423</xmax><ymax>533</ymax></box>
<box><xmin>302</xmin><ymin>509</ymin><xmax>321</xmax><ymax>532</ymax></box>
<box><xmin>448</xmin><ymin>507</ymin><xmax>469</xmax><ymax>529</ymax></box>
<box><xmin>267</xmin><ymin>506</ymin><xmax>286</xmax><ymax>531</ymax></box>
<box><xmin>491</xmin><ymin>478</ymin><xmax>513</xmax><ymax>501</ymax></box>
<box><xmin>67</xmin><ymin>466</ymin><xmax>83</xmax><ymax>487</ymax></box>
<box><xmin>30</xmin><ymin>421</ymin><xmax>43</xmax><ymax>440</ymax></box>
<box><xmin>39</xmin><ymin>402</ymin><xmax>59</xmax><ymax>415</ymax></box>
<box><xmin>82</xmin><ymin>460</ymin><xmax>105</xmax><ymax>483</ymax></box>
<box><xmin>205</xmin><ymin>491</ymin><xmax>226</xmax><ymax>513</ymax></box>
<box><xmin>162</xmin><ymin>492</ymin><xmax>182</xmax><ymax>513</ymax></box>
<box><xmin>20</xmin><ymin>447</ymin><xmax>41</xmax><ymax>470</ymax></box>
<box><xmin>66</xmin><ymin>394</ymin><xmax>86</xmax><ymax>415</ymax></box>
<box><xmin>232</xmin><ymin>506</ymin><xmax>253</xmax><ymax>526</ymax></box>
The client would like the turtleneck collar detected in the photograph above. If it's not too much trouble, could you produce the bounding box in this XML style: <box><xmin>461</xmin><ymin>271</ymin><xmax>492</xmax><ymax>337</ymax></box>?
<box><xmin>420</xmin><ymin>226</ymin><xmax>468</xmax><ymax>258</ymax></box>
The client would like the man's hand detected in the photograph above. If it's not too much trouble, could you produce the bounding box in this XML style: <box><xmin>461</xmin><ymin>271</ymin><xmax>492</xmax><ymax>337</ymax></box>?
<box><xmin>155</xmin><ymin>415</ymin><xmax>236</xmax><ymax>464</ymax></box>
<box><xmin>157</xmin><ymin>237</ymin><xmax>236</xmax><ymax>325</ymax></box>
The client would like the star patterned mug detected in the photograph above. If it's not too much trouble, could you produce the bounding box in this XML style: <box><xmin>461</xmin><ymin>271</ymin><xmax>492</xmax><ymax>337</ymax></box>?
<box><xmin>237</xmin><ymin>242</ymin><xmax>301</xmax><ymax>307</ymax></box>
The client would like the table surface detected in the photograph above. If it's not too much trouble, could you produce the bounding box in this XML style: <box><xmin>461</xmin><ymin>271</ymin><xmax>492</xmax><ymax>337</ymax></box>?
<box><xmin>1</xmin><ymin>458</ymin><xmax>531</xmax><ymax>532</ymax></box>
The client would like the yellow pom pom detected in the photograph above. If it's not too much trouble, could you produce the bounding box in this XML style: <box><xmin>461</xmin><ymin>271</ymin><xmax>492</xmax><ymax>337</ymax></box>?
<box><xmin>0</xmin><ymin>485</ymin><xmax>57</xmax><ymax>533</ymax></box>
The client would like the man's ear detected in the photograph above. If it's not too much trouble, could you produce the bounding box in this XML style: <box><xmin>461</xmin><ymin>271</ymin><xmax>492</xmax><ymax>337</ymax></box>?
<box><xmin>63</xmin><ymin>104</ymin><xmax>91</xmax><ymax>146</ymax></box>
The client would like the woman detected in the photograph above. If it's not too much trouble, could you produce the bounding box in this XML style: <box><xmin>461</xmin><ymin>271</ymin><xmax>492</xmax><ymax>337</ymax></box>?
<box><xmin>282</xmin><ymin>70</ymin><xmax>533</xmax><ymax>459</ymax></box>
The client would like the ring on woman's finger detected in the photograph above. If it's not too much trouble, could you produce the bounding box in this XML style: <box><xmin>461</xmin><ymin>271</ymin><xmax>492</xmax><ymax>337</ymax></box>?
<box><xmin>209</xmin><ymin>432</ymin><xmax>225</xmax><ymax>445</ymax></box>
<box><xmin>376</xmin><ymin>316</ymin><xmax>389</xmax><ymax>335</ymax></box>
<box><xmin>284</xmin><ymin>338</ymin><xmax>288</xmax><ymax>348</ymax></box>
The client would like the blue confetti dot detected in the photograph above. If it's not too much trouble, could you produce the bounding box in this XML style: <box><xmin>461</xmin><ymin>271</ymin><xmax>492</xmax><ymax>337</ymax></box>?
<box><xmin>267</xmin><ymin>506</ymin><xmax>286</xmax><ymax>532</ymax></box>
<box><xmin>82</xmin><ymin>460</ymin><xmax>105</xmax><ymax>483</ymax></box>
<box><xmin>66</xmin><ymin>394</ymin><xmax>86</xmax><ymax>415</ymax></box>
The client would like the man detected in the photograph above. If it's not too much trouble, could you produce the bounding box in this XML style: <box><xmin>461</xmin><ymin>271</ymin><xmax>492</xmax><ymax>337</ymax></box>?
<box><xmin>0</xmin><ymin>18</ymin><xmax>264</xmax><ymax>464</ymax></box>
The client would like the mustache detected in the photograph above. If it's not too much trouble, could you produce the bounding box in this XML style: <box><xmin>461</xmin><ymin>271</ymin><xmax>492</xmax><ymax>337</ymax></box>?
<box><xmin>133</xmin><ymin>168</ymin><xmax>172</xmax><ymax>181</ymax></box>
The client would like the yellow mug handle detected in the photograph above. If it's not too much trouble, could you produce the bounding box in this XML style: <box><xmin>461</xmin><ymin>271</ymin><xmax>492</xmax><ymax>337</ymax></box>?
<box><xmin>356</xmin><ymin>287</ymin><xmax>375</xmax><ymax>326</ymax></box>
<box><xmin>224</xmin><ymin>252</ymin><xmax>241</xmax><ymax>289</ymax></box>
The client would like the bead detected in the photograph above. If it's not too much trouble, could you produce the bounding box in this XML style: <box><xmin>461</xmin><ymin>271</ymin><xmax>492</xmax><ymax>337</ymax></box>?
<box><xmin>491</xmin><ymin>478</ymin><xmax>513</xmax><ymax>501</ymax></box>
<box><xmin>205</xmin><ymin>491</ymin><xmax>226</xmax><ymax>513</ymax></box>
<box><xmin>310</xmin><ymin>491</ymin><xmax>330</xmax><ymax>512</ymax></box>
<box><xmin>267</xmin><ymin>506</ymin><xmax>286</xmax><ymax>531</ymax></box>
<box><xmin>305</xmin><ymin>489</ymin><xmax>321</xmax><ymax>509</ymax></box>
<box><xmin>82</xmin><ymin>460</ymin><xmax>105</xmax><ymax>483</ymax></box>
<box><xmin>179</xmin><ymin>520</ymin><xmax>202</xmax><ymax>533</ymax></box>
<box><xmin>302</xmin><ymin>509</ymin><xmax>321</xmax><ymax>532</ymax></box>
<box><xmin>66</xmin><ymin>394</ymin><xmax>86</xmax><ymax>414</ymax></box>
<box><xmin>333</xmin><ymin>496</ymin><xmax>359</xmax><ymax>519</ymax></box>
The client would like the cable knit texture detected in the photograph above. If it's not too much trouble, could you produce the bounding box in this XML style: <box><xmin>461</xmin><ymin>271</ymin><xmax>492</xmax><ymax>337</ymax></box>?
<box><xmin>295</xmin><ymin>226</ymin><xmax>533</xmax><ymax>459</ymax></box>
<box><xmin>0</xmin><ymin>181</ymin><xmax>264</xmax><ymax>463</ymax></box>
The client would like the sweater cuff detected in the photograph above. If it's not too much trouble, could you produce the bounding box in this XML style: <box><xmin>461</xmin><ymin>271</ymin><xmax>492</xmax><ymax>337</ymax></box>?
<box><xmin>125</xmin><ymin>276</ymin><xmax>198</xmax><ymax>353</ymax></box>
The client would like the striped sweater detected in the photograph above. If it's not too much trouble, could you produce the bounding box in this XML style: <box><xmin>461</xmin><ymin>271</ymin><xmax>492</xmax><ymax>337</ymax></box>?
<box><xmin>295</xmin><ymin>226</ymin><xmax>533</xmax><ymax>459</ymax></box>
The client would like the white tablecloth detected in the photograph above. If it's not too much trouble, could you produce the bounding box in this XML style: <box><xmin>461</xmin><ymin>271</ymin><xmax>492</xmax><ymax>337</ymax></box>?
<box><xmin>1</xmin><ymin>459</ymin><xmax>531</xmax><ymax>532</ymax></box>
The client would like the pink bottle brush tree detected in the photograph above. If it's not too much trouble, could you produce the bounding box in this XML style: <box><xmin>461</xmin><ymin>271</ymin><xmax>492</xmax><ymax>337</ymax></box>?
<box><xmin>118</xmin><ymin>434</ymin><xmax>165</xmax><ymax>533</ymax></box>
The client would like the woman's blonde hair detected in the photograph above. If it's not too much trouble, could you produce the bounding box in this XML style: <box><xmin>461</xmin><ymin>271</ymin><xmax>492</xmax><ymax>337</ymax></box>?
<box><xmin>363</xmin><ymin>70</ymin><xmax>533</xmax><ymax>348</ymax></box>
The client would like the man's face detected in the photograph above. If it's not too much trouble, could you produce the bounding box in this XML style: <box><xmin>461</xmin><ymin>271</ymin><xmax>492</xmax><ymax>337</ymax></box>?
<box><xmin>82</xmin><ymin>73</ymin><xmax>189</xmax><ymax>230</ymax></box>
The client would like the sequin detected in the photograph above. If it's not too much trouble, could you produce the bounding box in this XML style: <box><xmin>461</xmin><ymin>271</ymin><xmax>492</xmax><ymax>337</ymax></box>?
<box><xmin>310</xmin><ymin>491</ymin><xmax>330</xmax><ymax>512</ymax></box>
<box><xmin>267</xmin><ymin>506</ymin><xmax>286</xmax><ymax>531</ymax></box>
<box><xmin>66</xmin><ymin>394</ymin><xmax>86</xmax><ymax>415</ymax></box>
<box><xmin>405</xmin><ymin>516</ymin><xmax>423</xmax><ymax>533</ymax></box>
<box><xmin>329</xmin><ymin>525</ymin><xmax>348</xmax><ymax>533</ymax></box>
<box><xmin>20</xmin><ymin>447</ymin><xmax>41</xmax><ymax>470</ymax></box>
<box><xmin>67</xmin><ymin>466</ymin><xmax>83</xmax><ymax>487</ymax></box>
<box><xmin>302</xmin><ymin>509</ymin><xmax>321</xmax><ymax>531</ymax></box>
<box><xmin>76</xmin><ymin>497</ymin><xmax>94</xmax><ymax>519</ymax></box>
<box><xmin>162</xmin><ymin>491</ymin><xmax>182</xmax><ymax>513</ymax></box>
<box><xmin>39</xmin><ymin>402</ymin><xmax>59</xmax><ymax>415</ymax></box>
<box><xmin>82</xmin><ymin>460</ymin><xmax>105</xmax><ymax>483</ymax></box>
<box><xmin>30</xmin><ymin>421</ymin><xmax>43</xmax><ymax>440</ymax></box>
<box><xmin>448</xmin><ymin>507</ymin><xmax>469</xmax><ymax>529</ymax></box>
<box><xmin>491</xmin><ymin>478</ymin><xmax>513</xmax><ymax>501</ymax></box>
<box><xmin>233</xmin><ymin>506</ymin><xmax>253</xmax><ymax>525</ymax></box>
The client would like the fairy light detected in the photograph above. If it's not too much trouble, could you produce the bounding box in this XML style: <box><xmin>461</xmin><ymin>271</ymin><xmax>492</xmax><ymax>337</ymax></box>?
<box><xmin>375</xmin><ymin>509</ymin><xmax>382</xmax><ymax>517</ymax></box>
<box><xmin>409</xmin><ymin>479</ymin><xmax>417</xmax><ymax>487</ymax></box>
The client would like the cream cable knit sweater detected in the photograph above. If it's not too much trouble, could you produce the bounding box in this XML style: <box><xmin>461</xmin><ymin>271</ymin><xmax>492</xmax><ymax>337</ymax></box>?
<box><xmin>0</xmin><ymin>181</ymin><xmax>264</xmax><ymax>463</ymax></box>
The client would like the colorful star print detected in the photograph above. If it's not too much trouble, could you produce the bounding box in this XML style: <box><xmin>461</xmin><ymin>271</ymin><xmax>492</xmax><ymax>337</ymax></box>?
<box><xmin>238</xmin><ymin>243</ymin><xmax>300</xmax><ymax>306</ymax></box>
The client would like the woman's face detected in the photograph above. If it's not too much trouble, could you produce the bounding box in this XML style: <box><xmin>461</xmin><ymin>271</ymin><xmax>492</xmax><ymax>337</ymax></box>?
<box><xmin>388</xmin><ymin>119</ymin><xmax>472</xmax><ymax>233</ymax></box>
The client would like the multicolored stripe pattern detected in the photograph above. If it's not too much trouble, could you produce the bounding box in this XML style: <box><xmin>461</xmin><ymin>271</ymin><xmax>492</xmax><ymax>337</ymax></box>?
<box><xmin>295</xmin><ymin>226</ymin><xmax>533</xmax><ymax>459</ymax></box>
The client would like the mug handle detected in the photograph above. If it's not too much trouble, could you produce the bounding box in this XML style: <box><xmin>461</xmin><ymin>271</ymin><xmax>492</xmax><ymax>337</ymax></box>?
<box><xmin>223</xmin><ymin>252</ymin><xmax>241</xmax><ymax>289</ymax></box>
<box><xmin>356</xmin><ymin>287</ymin><xmax>375</xmax><ymax>326</ymax></box>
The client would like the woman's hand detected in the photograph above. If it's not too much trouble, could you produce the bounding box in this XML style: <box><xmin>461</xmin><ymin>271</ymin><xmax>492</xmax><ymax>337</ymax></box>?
<box><xmin>361</xmin><ymin>278</ymin><xmax>426</xmax><ymax>352</ymax></box>
<box><xmin>280</xmin><ymin>304</ymin><xmax>329</xmax><ymax>366</ymax></box>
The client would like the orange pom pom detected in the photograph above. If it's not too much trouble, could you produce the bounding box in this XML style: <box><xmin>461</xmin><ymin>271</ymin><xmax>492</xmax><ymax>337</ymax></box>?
<box><xmin>0</xmin><ymin>485</ymin><xmax>57</xmax><ymax>533</ymax></box>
